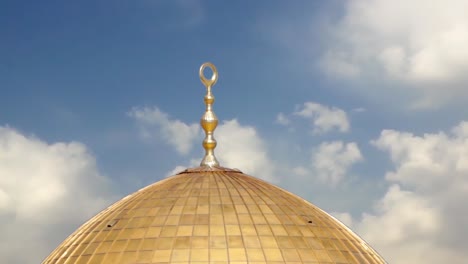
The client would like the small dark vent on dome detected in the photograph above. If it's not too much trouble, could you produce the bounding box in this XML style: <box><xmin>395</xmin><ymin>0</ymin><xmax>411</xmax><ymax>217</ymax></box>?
<box><xmin>301</xmin><ymin>215</ymin><xmax>316</xmax><ymax>225</ymax></box>
<box><xmin>106</xmin><ymin>219</ymin><xmax>118</xmax><ymax>228</ymax></box>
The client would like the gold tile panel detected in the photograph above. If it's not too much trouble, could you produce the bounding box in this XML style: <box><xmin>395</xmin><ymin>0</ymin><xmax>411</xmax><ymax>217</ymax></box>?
<box><xmin>43</xmin><ymin>168</ymin><xmax>386</xmax><ymax>263</ymax></box>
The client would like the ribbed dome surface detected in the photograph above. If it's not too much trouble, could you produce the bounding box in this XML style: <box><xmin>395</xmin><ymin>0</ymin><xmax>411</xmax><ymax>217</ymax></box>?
<box><xmin>43</xmin><ymin>167</ymin><xmax>386</xmax><ymax>264</ymax></box>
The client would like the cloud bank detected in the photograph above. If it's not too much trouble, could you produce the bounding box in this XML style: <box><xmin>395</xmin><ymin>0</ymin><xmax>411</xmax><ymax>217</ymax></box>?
<box><xmin>312</xmin><ymin>141</ymin><xmax>363</xmax><ymax>185</ymax></box>
<box><xmin>131</xmin><ymin>107</ymin><xmax>278</xmax><ymax>182</ymax></box>
<box><xmin>0</xmin><ymin>126</ymin><xmax>114</xmax><ymax>264</ymax></box>
<box><xmin>277</xmin><ymin>102</ymin><xmax>350</xmax><ymax>134</ymax></box>
<box><xmin>321</xmin><ymin>0</ymin><xmax>468</xmax><ymax>108</ymax></box>
<box><xmin>216</xmin><ymin>119</ymin><xmax>277</xmax><ymax>182</ymax></box>
<box><xmin>336</xmin><ymin>121</ymin><xmax>468</xmax><ymax>263</ymax></box>
<box><xmin>129</xmin><ymin>107</ymin><xmax>200</xmax><ymax>155</ymax></box>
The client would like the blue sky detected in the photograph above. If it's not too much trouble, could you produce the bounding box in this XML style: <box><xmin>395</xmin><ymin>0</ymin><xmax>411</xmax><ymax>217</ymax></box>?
<box><xmin>2</xmin><ymin>1</ymin><xmax>468</xmax><ymax>263</ymax></box>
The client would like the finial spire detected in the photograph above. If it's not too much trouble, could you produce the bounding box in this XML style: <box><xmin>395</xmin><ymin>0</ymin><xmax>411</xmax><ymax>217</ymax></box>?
<box><xmin>199</xmin><ymin>62</ymin><xmax>220</xmax><ymax>167</ymax></box>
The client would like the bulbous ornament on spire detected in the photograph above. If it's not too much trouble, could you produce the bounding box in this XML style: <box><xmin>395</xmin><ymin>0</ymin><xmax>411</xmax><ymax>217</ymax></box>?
<box><xmin>199</xmin><ymin>62</ymin><xmax>219</xmax><ymax>167</ymax></box>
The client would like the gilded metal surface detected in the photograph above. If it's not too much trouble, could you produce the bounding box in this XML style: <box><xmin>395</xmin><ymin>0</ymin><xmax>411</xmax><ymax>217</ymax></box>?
<box><xmin>199</xmin><ymin>62</ymin><xmax>220</xmax><ymax>167</ymax></box>
<box><xmin>43</xmin><ymin>168</ymin><xmax>386</xmax><ymax>263</ymax></box>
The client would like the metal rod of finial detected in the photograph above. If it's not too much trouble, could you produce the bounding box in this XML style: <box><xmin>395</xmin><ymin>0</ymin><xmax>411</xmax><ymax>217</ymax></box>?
<box><xmin>199</xmin><ymin>62</ymin><xmax>220</xmax><ymax>167</ymax></box>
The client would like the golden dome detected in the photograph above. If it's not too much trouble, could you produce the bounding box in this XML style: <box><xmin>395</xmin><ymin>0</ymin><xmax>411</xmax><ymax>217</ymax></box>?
<box><xmin>43</xmin><ymin>63</ymin><xmax>386</xmax><ymax>263</ymax></box>
<box><xmin>43</xmin><ymin>167</ymin><xmax>385</xmax><ymax>263</ymax></box>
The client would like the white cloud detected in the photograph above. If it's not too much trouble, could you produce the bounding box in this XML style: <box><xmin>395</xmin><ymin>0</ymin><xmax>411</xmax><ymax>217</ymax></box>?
<box><xmin>0</xmin><ymin>126</ymin><xmax>114</xmax><ymax>264</ymax></box>
<box><xmin>129</xmin><ymin>107</ymin><xmax>200</xmax><ymax>155</ymax></box>
<box><xmin>165</xmin><ymin>165</ymin><xmax>187</xmax><ymax>177</ymax></box>
<box><xmin>215</xmin><ymin>119</ymin><xmax>277</xmax><ymax>182</ymax></box>
<box><xmin>331</xmin><ymin>212</ymin><xmax>354</xmax><ymax>228</ymax></box>
<box><xmin>320</xmin><ymin>50</ymin><xmax>361</xmax><ymax>78</ymax></box>
<box><xmin>352</xmin><ymin>107</ymin><xmax>366</xmax><ymax>113</ymax></box>
<box><xmin>136</xmin><ymin>106</ymin><xmax>279</xmax><ymax>182</ymax></box>
<box><xmin>275</xmin><ymin>112</ymin><xmax>290</xmax><ymax>126</ymax></box>
<box><xmin>312</xmin><ymin>141</ymin><xmax>363</xmax><ymax>185</ymax></box>
<box><xmin>372</xmin><ymin>124</ymin><xmax>468</xmax><ymax>190</ymax></box>
<box><xmin>294</xmin><ymin>102</ymin><xmax>350</xmax><ymax>134</ymax></box>
<box><xmin>276</xmin><ymin>102</ymin><xmax>350</xmax><ymax>134</ymax></box>
<box><xmin>341</xmin><ymin>121</ymin><xmax>468</xmax><ymax>263</ymax></box>
<box><xmin>293</xmin><ymin>166</ymin><xmax>309</xmax><ymax>177</ymax></box>
<box><xmin>322</xmin><ymin>0</ymin><xmax>468</xmax><ymax>107</ymax></box>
